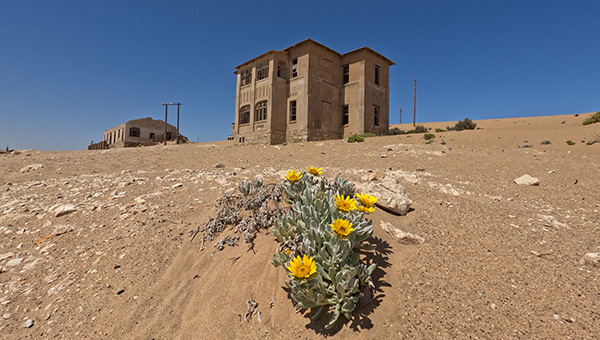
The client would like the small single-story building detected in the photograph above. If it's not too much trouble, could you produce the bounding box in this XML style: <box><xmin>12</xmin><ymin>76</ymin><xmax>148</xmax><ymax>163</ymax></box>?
<box><xmin>89</xmin><ymin>117</ymin><xmax>179</xmax><ymax>149</ymax></box>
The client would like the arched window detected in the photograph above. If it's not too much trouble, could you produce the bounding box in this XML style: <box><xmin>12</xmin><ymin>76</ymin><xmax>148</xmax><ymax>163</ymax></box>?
<box><xmin>239</xmin><ymin>105</ymin><xmax>250</xmax><ymax>124</ymax></box>
<box><xmin>129</xmin><ymin>127</ymin><xmax>140</xmax><ymax>137</ymax></box>
<box><xmin>255</xmin><ymin>101</ymin><xmax>267</xmax><ymax>121</ymax></box>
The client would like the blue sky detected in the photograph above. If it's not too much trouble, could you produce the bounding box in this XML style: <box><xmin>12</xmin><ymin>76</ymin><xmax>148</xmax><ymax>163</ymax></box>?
<box><xmin>1</xmin><ymin>0</ymin><xmax>599</xmax><ymax>150</ymax></box>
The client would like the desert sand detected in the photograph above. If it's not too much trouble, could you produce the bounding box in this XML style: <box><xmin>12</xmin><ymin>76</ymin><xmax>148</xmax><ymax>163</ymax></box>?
<box><xmin>1</xmin><ymin>112</ymin><xmax>599</xmax><ymax>339</ymax></box>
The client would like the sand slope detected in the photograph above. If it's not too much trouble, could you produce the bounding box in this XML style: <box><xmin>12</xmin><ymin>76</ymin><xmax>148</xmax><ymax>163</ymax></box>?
<box><xmin>1</xmin><ymin>112</ymin><xmax>599</xmax><ymax>339</ymax></box>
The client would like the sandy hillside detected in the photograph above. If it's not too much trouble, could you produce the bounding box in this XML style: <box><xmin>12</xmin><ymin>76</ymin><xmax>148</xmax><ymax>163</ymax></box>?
<box><xmin>1</xmin><ymin>112</ymin><xmax>599</xmax><ymax>339</ymax></box>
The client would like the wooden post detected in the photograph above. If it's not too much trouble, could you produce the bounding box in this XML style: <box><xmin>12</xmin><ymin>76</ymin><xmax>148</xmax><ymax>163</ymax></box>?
<box><xmin>176</xmin><ymin>103</ymin><xmax>181</xmax><ymax>144</ymax></box>
<box><xmin>413</xmin><ymin>78</ymin><xmax>417</xmax><ymax>127</ymax></box>
<box><xmin>163</xmin><ymin>103</ymin><xmax>168</xmax><ymax>145</ymax></box>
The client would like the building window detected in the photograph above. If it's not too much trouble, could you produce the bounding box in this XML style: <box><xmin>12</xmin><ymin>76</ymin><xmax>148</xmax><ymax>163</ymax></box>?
<box><xmin>291</xmin><ymin>58</ymin><xmax>298</xmax><ymax>78</ymax></box>
<box><xmin>342</xmin><ymin>65</ymin><xmax>349</xmax><ymax>84</ymax></box>
<box><xmin>374</xmin><ymin>105</ymin><xmax>380</xmax><ymax>126</ymax></box>
<box><xmin>241</xmin><ymin>69</ymin><xmax>252</xmax><ymax>86</ymax></box>
<box><xmin>341</xmin><ymin>105</ymin><xmax>349</xmax><ymax>125</ymax></box>
<box><xmin>289</xmin><ymin>100</ymin><xmax>297</xmax><ymax>122</ymax></box>
<box><xmin>255</xmin><ymin>100</ymin><xmax>268</xmax><ymax>121</ymax></box>
<box><xmin>277</xmin><ymin>61</ymin><xmax>287</xmax><ymax>79</ymax></box>
<box><xmin>149</xmin><ymin>132</ymin><xmax>155</xmax><ymax>140</ymax></box>
<box><xmin>129</xmin><ymin>127</ymin><xmax>140</xmax><ymax>137</ymax></box>
<box><xmin>375</xmin><ymin>65</ymin><xmax>380</xmax><ymax>85</ymax></box>
<box><xmin>239</xmin><ymin>105</ymin><xmax>250</xmax><ymax>124</ymax></box>
<box><xmin>256</xmin><ymin>62</ymin><xmax>269</xmax><ymax>81</ymax></box>
<box><xmin>166</xmin><ymin>132</ymin><xmax>172</xmax><ymax>140</ymax></box>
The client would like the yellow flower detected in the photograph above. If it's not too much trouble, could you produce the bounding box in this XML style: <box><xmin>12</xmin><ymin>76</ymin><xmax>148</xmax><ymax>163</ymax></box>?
<box><xmin>330</xmin><ymin>219</ymin><xmax>354</xmax><ymax>238</ymax></box>
<box><xmin>357</xmin><ymin>205</ymin><xmax>376</xmax><ymax>214</ymax></box>
<box><xmin>287</xmin><ymin>255</ymin><xmax>317</xmax><ymax>279</ymax></box>
<box><xmin>355</xmin><ymin>193</ymin><xmax>378</xmax><ymax>207</ymax></box>
<box><xmin>307</xmin><ymin>167</ymin><xmax>323</xmax><ymax>176</ymax></box>
<box><xmin>284</xmin><ymin>249</ymin><xmax>291</xmax><ymax>256</ymax></box>
<box><xmin>285</xmin><ymin>170</ymin><xmax>303</xmax><ymax>183</ymax></box>
<box><xmin>334</xmin><ymin>194</ymin><xmax>356</xmax><ymax>212</ymax></box>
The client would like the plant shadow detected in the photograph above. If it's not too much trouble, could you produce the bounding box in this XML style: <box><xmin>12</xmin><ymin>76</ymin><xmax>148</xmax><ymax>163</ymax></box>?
<box><xmin>301</xmin><ymin>236</ymin><xmax>393</xmax><ymax>336</ymax></box>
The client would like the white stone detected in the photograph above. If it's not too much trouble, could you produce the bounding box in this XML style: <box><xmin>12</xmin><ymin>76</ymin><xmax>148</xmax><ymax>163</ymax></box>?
<box><xmin>514</xmin><ymin>174</ymin><xmax>540</xmax><ymax>186</ymax></box>
<box><xmin>358</xmin><ymin>178</ymin><xmax>412</xmax><ymax>215</ymax></box>
<box><xmin>20</xmin><ymin>164</ymin><xmax>43</xmax><ymax>173</ymax></box>
<box><xmin>53</xmin><ymin>204</ymin><xmax>77</xmax><ymax>217</ymax></box>
<box><xmin>580</xmin><ymin>253</ymin><xmax>600</xmax><ymax>267</ymax></box>
<box><xmin>0</xmin><ymin>252</ymin><xmax>15</xmax><ymax>262</ymax></box>
<box><xmin>5</xmin><ymin>257</ymin><xmax>24</xmax><ymax>267</ymax></box>
<box><xmin>380</xmin><ymin>221</ymin><xmax>424</xmax><ymax>244</ymax></box>
<box><xmin>52</xmin><ymin>224</ymin><xmax>74</xmax><ymax>236</ymax></box>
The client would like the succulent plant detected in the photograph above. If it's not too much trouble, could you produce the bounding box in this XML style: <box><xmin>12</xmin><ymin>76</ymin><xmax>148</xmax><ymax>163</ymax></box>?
<box><xmin>272</xmin><ymin>170</ymin><xmax>376</xmax><ymax>328</ymax></box>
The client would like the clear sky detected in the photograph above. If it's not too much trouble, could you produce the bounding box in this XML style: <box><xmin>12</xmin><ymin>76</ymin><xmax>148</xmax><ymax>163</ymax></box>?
<box><xmin>1</xmin><ymin>0</ymin><xmax>599</xmax><ymax>151</ymax></box>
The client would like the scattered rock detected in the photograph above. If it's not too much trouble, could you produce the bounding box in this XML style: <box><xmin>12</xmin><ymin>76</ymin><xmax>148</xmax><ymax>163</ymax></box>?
<box><xmin>580</xmin><ymin>253</ymin><xmax>600</xmax><ymax>267</ymax></box>
<box><xmin>368</xmin><ymin>173</ymin><xmax>377</xmax><ymax>181</ymax></box>
<box><xmin>514</xmin><ymin>174</ymin><xmax>539</xmax><ymax>186</ymax></box>
<box><xmin>358</xmin><ymin>178</ymin><xmax>412</xmax><ymax>215</ymax></box>
<box><xmin>20</xmin><ymin>164</ymin><xmax>43</xmax><ymax>173</ymax></box>
<box><xmin>381</xmin><ymin>154</ymin><xmax>388</xmax><ymax>158</ymax></box>
<box><xmin>0</xmin><ymin>252</ymin><xmax>15</xmax><ymax>262</ymax></box>
<box><xmin>23</xmin><ymin>319</ymin><xmax>34</xmax><ymax>328</ymax></box>
<box><xmin>5</xmin><ymin>257</ymin><xmax>24</xmax><ymax>267</ymax></box>
<box><xmin>171</xmin><ymin>183</ymin><xmax>183</xmax><ymax>188</ymax></box>
<box><xmin>53</xmin><ymin>204</ymin><xmax>77</xmax><ymax>217</ymax></box>
<box><xmin>215</xmin><ymin>163</ymin><xmax>225</xmax><ymax>168</ymax></box>
<box><xmin>52</xmin><ymin>224</ymin><xmax>75</xmax><ymax>236</ymax></box>
<box><xmin>380</xmin><ymin>221</ymin><xmax>424</xmax><ymax>244</ymax></box>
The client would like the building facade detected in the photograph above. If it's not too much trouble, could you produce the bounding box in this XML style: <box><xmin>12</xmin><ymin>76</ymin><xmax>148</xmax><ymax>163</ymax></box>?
<box><xmin>231</xmin><ymin>39</ymin><xmax>395</xmax><ymax>145</ymax></box>
<box><xmin>89</xmin><ymin>117</ymin><xmax>178</xmax><ymax>149</ymax></box>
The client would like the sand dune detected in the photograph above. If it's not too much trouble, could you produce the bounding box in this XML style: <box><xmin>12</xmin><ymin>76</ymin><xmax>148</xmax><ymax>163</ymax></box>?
<box><xmin>1</xmin><ymin>112</ymin><xmax>599</xmax><ymax>339</ymax></box>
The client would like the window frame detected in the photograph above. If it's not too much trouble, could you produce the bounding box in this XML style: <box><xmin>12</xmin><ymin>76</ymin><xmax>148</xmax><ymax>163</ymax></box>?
<box><xmin>289</xmin><ymin>100</ymin><xmax>297</xmax><ymax>122</ymax></box>
<box><xmin>291</xmin><ymin>58</ymin><xmax>298</xmax><ymax>78</ymax></box>
<box><xmin>239</xmin><ymin>105</ymin><xmax>251</xmax><ymax>125</ymax></box>
<box><xmin>241</xmin><ymin>69</ymin><xmax>252</xmax><ymax>86</ymax></box>
<box><xmin>255</xmin><ymin>100</ymin><xmax>268</xmax><ymax>122</ymax></box>
<box><xmin>342</xmin><ymin>64</ymin><xmax>349</xmax><ymax>84</ymax></box>
<box><xmin>256</xmin><ymin>62</ymin><xmax>269</xmax><ymax>81</ymax></box>
<box><xmin>374</xmin><ymin>105</ymin><xmax>380</xmax><ymax>126</ymax></box>
<box><xmin>375</xmin><ymin>65</ymin><xmax>380</xmax><ymax>85</ymax></box>
<box><xmin>129</xmin><ymin>127</ymin><xmax>140</xmax><ymax>137</ymax></box>
<box><xmin>341</xmin><ymin>105</ymin><xmax>349</xmax><ymax>125</ymax></box>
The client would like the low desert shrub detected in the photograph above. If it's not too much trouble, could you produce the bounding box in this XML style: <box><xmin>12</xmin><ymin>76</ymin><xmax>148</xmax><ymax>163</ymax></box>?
<box><xmin>540</xmin><ymin>140</ymin><xmax>551</xmax><ymax>145</ymax></box>
<box><xmin>566</xmin><ymin>140</ymin><xmax>576</xmax><ymax>145</ymax></box>
<box><xmin>583</xmin><ymin>111</ymin><xmax>600</xmax><ymax>125</ymax></box>
<box><xmin>387</xmin><ymin>127</ymin><xmax>405</xmax><ymax>135</ymax></box>
<box><xmin>454</xmin><ymin>118</ymin><xmax>477</xmax><ymax>131</ymax></box>
<box><xmin>424</xmin><ymin>133</ymin><xmax>435</xmax><ymax>140</ymax></box>
<box><xmin>407</xmin><ymin>125</ymin><xmax>428</xmax><ymax>134</ymax></box>
<box><xmin>435</xmin><ymin>128</ymin><xmax>446</xmax><ymax>133</ymax></box>
<box><xmin>347</xmin><ymin>134</ymin><xmax>365</xmax><ymax>143</ymax></box>
<box><xmin>272</xmin><ymin>170</ymin><xmax>377</xmax><ymax>329</ymax></box>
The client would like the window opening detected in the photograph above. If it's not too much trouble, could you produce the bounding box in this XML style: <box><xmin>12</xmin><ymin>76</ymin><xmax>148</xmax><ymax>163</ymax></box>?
<box><xmin>239</xmin><ymin>105</ymin><xmax>250</xmax><ymax>124</ymax></box>
<box><xmin>256</xmin><ymin>62</ymin><xmax>269</xmax><ymax>81</ymax></box>
<box><xmin>289</xmin><ymin>100</ymin><xmax>297</xmax><ymax>122</ymax></box>
<box><xmin>342</xmin><ymin>105</ymin><xmax>349</xmax><ymax>125</ymax></box>
<box><xmin>255</xmin><ymin>100</ymin><xmax>268</xmax><ymax>121</ymax></box>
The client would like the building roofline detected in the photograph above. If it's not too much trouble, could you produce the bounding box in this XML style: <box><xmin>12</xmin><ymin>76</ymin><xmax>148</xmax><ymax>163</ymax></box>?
<box><xmin>233</xmin><ymin>39</ymin><xmax>394</xmax><ymax>73</ymax></box>
<box><xmin>343</xmin><ymin>46</ymin><xmax>395</xmax><ymax>65</ymax></box>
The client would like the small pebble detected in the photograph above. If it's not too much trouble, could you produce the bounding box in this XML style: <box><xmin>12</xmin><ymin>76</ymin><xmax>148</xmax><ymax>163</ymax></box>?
<box><xmin>23</xmin><ymin>319</ymin><xmax>34</xmax><ymax>328</ymax></box>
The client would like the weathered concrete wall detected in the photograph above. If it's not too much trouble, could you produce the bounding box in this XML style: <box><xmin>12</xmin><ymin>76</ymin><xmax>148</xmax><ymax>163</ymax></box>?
<box><xmin>232</xmin><ymin>39</ymin><xmax>394</xmax><ymax>145</ymax></box>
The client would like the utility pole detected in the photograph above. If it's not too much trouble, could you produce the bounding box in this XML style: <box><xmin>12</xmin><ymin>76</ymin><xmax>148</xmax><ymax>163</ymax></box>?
<box><xmin>175</xmin><ymin>103</ymin><xmax>182</xmax><ymax>144</ymax></box>
<box><xmin>399</xmin><ymin>107</ymin><xmax>403</xmax><ymax>125</ymax></box>
<box><xmin>162</xmin><ymin>103</ymin><xmax>169</xmax><ymax>146</ymax></box>
<box><xmin>162</xmin><ymin>102</ymin><xmax>181</xmax><ymax>145</ymax></box>
<box><xmin>413</xmin><ymin>78</ymin><xmax>417</xmax><ymax>127</ymax></box>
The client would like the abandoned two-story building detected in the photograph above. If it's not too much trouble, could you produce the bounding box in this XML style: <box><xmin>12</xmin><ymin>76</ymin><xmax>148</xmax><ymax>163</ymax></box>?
<box><xmin>231</xmin><ymin>39</ymin><xmax>395</xmax><ymax>145</ymax></box>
